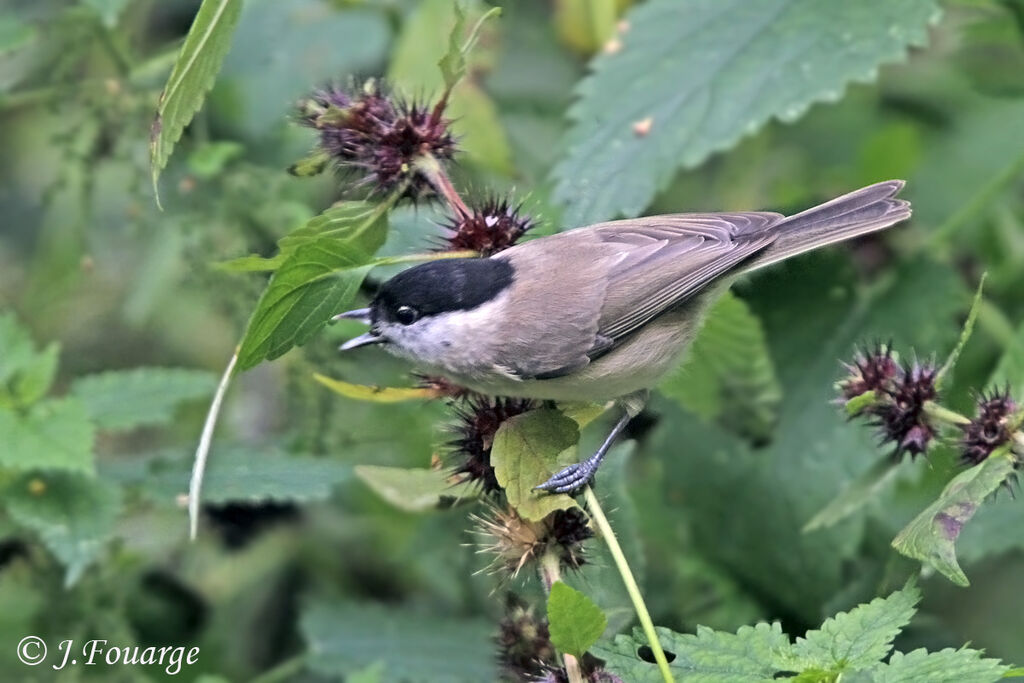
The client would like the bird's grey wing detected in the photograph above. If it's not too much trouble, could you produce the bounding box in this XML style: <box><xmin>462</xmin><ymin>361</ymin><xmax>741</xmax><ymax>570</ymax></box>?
<box><xmin>590</xmin><ymin>213</ymin><xmax>782</xmax><ymax>347</ymax></box>
<box><xmin>492</xmin><ymin>232</ymin><xmax>620</xmax><ymax>379</ymax></box>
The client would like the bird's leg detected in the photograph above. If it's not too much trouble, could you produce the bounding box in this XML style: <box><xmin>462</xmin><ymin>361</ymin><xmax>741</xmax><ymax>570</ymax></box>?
<box><xmin>534</xmin><ymin>391</ymin><xmax>647</xmax><ymax>495</ymax></box>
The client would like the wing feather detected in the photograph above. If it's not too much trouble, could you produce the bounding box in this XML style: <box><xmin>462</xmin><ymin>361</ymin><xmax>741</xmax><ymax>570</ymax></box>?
<box><xmin>493</xmin><ymin>212</ymin><xmax>781</xmax><ymax>378</ymax></box>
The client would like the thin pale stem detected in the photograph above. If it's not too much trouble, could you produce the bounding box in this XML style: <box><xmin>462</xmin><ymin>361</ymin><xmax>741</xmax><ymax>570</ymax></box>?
<box><xmin>584</xmin><ymin>486</ymin><xmax>675</xmax><ymax>683</ymax></box>
<box><xmin>188</xmin><ymin>349</ymin><xmax>238</xmax><ymax>540</ymax></box>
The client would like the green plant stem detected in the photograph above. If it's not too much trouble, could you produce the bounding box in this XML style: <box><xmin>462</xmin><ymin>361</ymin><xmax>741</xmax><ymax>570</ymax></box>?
<box><xmin>584</xmin><ymin>486</ymin><xmax>674</xmax><ymax>683</ymax></box>
<box><xmin>538</xmin><ymin>552</ymin><xmax>585</xmax><ymax>683</ymax></box>
<box><xmin>923</xmin><ymin>401</ymin><xmax>971</xmax><ymax>426</ymax></box>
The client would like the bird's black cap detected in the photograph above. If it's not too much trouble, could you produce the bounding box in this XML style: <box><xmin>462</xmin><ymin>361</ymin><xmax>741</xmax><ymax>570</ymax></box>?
<box><xmin>372</xmin><ymin>258</ymin><xmax>514</xmax><ymax>322</ymax></box>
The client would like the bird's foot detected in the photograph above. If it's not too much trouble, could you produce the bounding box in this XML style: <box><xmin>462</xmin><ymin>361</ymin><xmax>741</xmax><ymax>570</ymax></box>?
<box><xmin>533</xmin><ymin>454</ymin><xmax>601</xmax><ymax>495</ymax></box>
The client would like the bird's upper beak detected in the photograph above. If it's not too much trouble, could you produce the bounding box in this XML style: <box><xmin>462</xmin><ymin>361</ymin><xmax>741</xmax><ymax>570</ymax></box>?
<box><xmin>334</xmin><ymin>308</ymin><xmax>382</xmax><ymax>351</ymax></box>
<box><xmin>333</xmin><ymin>308</ymin><xmax>371</xmax><ymax>324</ymax></box>
<box><xmin>339</xmin><ymin>332</ymin><xmax>383</xmax><ymax>351</ymax></box>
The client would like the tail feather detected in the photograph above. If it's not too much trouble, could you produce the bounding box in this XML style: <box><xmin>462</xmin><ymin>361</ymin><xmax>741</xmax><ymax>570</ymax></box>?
<box><xmin>745</xmin><ymin>180</ymin><xmax>910</xmax><ymax>272</ymax></box>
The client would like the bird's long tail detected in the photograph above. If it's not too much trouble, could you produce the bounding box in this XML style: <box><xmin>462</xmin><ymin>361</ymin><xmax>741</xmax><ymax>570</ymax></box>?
<box><xmin>745</xmin><ymin>180</ymin><xmax>911</xmax><ymax>273</ymax></box>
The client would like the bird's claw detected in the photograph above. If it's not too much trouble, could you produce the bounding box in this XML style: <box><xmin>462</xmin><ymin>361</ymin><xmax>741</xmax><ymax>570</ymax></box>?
<box><xmin>534</xmin><ymin>461</ymin><xmax>597</xmax><ymax>495</ymax></box>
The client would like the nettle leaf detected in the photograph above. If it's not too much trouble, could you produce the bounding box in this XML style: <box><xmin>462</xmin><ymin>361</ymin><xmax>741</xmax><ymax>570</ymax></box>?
<box><xmin>790</xmin><ymin>581</ymin><xmax>920</xmax><ymax>673</ymax></box>
<box><xmin>0</xmin><ymin>312</ymin><xmax>59</xmax><ymax>407</ymax></box>
<box><xmin>354</xmin><ymin>465</ymin><xmax>478</xmax><ymax>512</ymax></box>
<box><xmin>595</xmin><ymin>622</ymin><xmax>794</xmax><ymax>682</ymax></box>
<box><xmin>235</xmin><ymin>202</ymin><xmax>389</xmax><ymax>371</ymax></box>
<box><xmin>865</xmin><ymin>647</ymin><xmax>1010</xmax><ymax>683</ymax></box>
<box><xmin>4</xmin><ymin>471</ymin><xmax>121</xmax><ymax>587</ymax></box>
<box><xmin>126</xmin><ymin>446</ymin><xmax>351</xmax><ymax>505</ymax></box>
<box><xmin>150</xmin><ymin>0</ymin><xmax>243</xmax><ymax>205</ymax></box>
<box><xmin>547</xmin><ymin>581</ymin><xmax>607</xmax><ymax>658</ymax></box>
<box><xmin>69</xmin><ymin>368</ymin><xmax>217</xmax><ymax>431</ymax></box>
<box><xmin>552</xmin><ymin>0</ymin><xmax>940</xmax><ymax>226</ymax></box>
<box><xmin>892</xmin><ymin>453</ymin><xmax>1017</xmax><ymax>586</ymax></box>
<box><xmin>661</xmin><ymin>292</ymin><xmax>781</xmax><ymax>442</ymax></box>
<box><xmin>0</xmin><ymin>399</ymin><xmax>95</xmax><ymax>474</ymax></box>
<box><xmin>301</xmin><ymin>601</ymin><xmax>496</xmax><ymax>681</ymax></box>
<box><xmin>491</xmin><ymin>408</ymin><xmax>581</xmax><ymax>521</ymax></box>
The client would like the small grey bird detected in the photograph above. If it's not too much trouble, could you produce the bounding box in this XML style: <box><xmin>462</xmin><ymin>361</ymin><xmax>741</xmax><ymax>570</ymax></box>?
<box><xmin>337</xmin><ymin>181</ymin><xmax>911</xmax><ymax>493</ymax></box>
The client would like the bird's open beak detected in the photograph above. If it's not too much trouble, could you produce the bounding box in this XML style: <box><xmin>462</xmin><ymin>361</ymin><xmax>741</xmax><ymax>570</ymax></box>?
<box><xmin>334</xmin><ymin>308</ymin><xmax>381</xmax><ymax>350</ymax></box>
<box><xmin>339</xmin><ymin>332</ymin><xmax>383</xmax><ymax>351</ymax></box>
<box><xmin>333</xmin><ymin>308</ymin><xmax>371</xmax><ymax>324</ymax></box>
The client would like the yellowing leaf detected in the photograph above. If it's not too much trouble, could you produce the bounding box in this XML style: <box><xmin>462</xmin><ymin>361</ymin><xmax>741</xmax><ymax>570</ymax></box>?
<box><xmin>314</xmin><ymin>375</ymin><xmax>438</xmax><ymax>403</ymax></box>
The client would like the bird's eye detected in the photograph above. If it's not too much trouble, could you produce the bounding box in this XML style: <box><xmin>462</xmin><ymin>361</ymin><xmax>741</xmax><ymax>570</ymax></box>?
<box><xmin>395</xmin><ymin>305</ymin><xmax>418</xmax><ymax>325</ymax></box>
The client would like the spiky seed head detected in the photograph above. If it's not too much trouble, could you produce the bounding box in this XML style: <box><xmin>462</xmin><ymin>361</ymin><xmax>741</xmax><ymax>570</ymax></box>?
<box><xmin>961</xmin><ymin>389</ymin><xmax>1018</xmax><ymax>465</ymax></box>
<box><xmin>442</xmin><ymin>197</ymin><xmax>535</xmax><ymax>255</ymax></box>
<box><xmin>874</xmin><ymin>361</ymin><xmax>938</xmax><ymax>459</ymax></box>
<box><xmin>296</xmin><ymin>80</ymin><xmax>456</xmax><ymax>199</ymax></box>
<box><xmin>472</xmin><ymin>505</ymin><xmax>593</xmax><ymax>579</ymax></box>
<box><xmin>837</xmin><ymin>342</ymin><xmax>900</xmax><ymax>414</ymax></box>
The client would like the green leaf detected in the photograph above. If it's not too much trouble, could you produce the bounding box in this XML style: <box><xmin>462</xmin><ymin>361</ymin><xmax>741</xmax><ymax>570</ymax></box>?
<box><xmin>552</xmin><ymin>0</ymin><xmax>940</xmax><ymax>226</ymax></box>
<box><xmin>235</xmin><ymin>202</ymin><xmax>390</xmax><ymax>371</ymax></box>
<box><xmin>892</xmin><ymin>453</ymin><xmax>1017</xmax><ymax>586</ymax></box>
<box><xmin>4</xmin><ymin>471</ymin><xmax>121</xmax><ymax>587</ymax></box>
<box><xmin>69</xmin><ymin>367</ymin><xmax>217</xmax><ymax>431</ymax></box>
<box><xmin>491</xmin><ymin>408</ymin><xmax>581</xmax><ymax>521</ymax></box>
<box><xmin>803</xmin><ymin>457</ymin><xmax>902</xmax><ymax>533</ymax></box>
<box><xmin>596</xmin><ymin>622</ymin><xmax>794</xmax><ymax>682</ymax></box>
<box><xmin>547</xmin><ymin>581</ymin><xmax>608</xmax><ymax>658</ymax></box>
<box><xmin>661</xmin><ymin>291</ymin><xmax>781</xmax><ymax>442</ymax></box>
<box><xmin>0</xmin><ymin>313</ymin><xmax>59</xmax><ymax>407</ymax></box>
<box><xmin>388</xmin><ymin>0</ymin><xmax>510</xmax><ymax>173</ymax></box>
<box><xmin>126</xmin><ymin>446</ymin><xmax>352</xmax><ymax>506</ymax></box>
<box><xmin>865</xmin><ymin>647</ymin><xmax>1010</xmax><ymax>683</ymax></box>
<box><xmin>150</xmin><ymin>0</ymin><xmax>243</xmax><ymax>205</ymax></box>
<box><xmin>790</xmin><ymin>581</ymin><xmax>920</xmax><ymax>672</ymax></box>
<box><xmin>0</xmin><ymin>399</ymin><xmax>95</xmax><ymax>474</ymax></box>
<box><xmin>354</xmin><ymin>465</ymin><xmax>478</xmax><ymax>512</ymax></box>
<box><xmin>936</xmin><ymin>274</ymin><xmax>986</xmax><ymax>387</ymax></box>
<box><xmin>301</xmin><ymin>601</ymin><xmax>496</xmax><ymax>681</ymax></box>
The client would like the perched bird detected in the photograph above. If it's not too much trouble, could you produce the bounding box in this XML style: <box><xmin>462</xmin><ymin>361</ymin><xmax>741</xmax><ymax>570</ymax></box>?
<box><xmin>337</xmin><ymin>181</ymin><xmax>911</xmax><ymax>493</ymax></box>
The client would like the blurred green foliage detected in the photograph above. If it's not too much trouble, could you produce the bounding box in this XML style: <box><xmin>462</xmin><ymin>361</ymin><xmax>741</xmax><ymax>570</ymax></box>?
<box><xmin>2</xmin><ymin>0</ymin><xmax>1024</xmax><ymax>681</ymax></box>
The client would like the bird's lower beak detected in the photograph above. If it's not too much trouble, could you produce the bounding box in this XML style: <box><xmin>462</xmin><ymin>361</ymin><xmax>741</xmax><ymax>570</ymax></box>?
<box><xmin>333</xmin><ymin>308</ymin><xmax>372</xmax><ymax>324</ymax></box>
<box><xmin>339</xmin><ymin>332</ymin><xmax>383</xmax><ymax>351</ymax></box>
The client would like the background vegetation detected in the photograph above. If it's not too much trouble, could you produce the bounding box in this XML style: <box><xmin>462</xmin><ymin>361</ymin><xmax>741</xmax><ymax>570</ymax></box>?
<box><xmin>2</xmin><ymin>0</ymin><xmax>1024</xmax><ymax>680</ymax></box>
